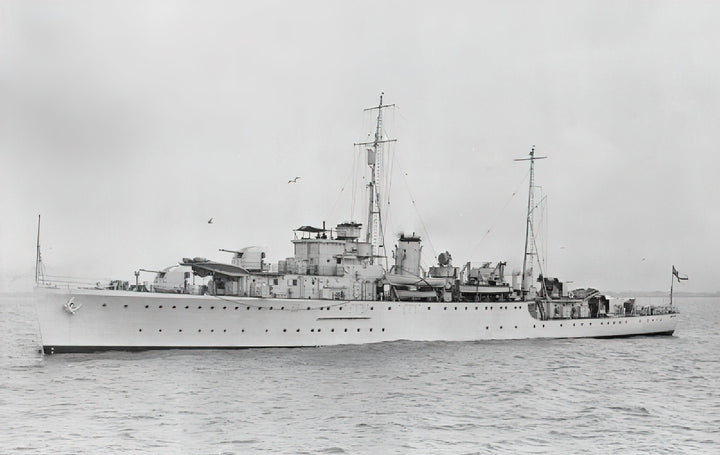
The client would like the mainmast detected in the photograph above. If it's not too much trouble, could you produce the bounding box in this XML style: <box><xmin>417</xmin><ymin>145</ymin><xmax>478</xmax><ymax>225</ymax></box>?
<box><xmin>35</xmin><ymin>214</ymin><xmax>43</xmax><ymax>285</ymax></box>
<box><xmin>515</xmin><ymin>146</ymin><xmax>546</xmax><ymax>298</ymax></box>
<box><xmin>354</xmin><ymin>93</ymin><xmax>396</xmax><ymax>264</ymax></box>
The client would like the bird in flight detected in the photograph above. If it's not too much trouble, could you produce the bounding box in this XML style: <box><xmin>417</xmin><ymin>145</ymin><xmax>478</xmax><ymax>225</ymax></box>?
<box><xmin>208</xmin><ymin>218</ymin><xmax>214</xmax><ymax>224</ymax></box>
<box><xmin>288</xmin><ymin>176</ymin><xmax>301</xmax><ymax>184</ymax></box>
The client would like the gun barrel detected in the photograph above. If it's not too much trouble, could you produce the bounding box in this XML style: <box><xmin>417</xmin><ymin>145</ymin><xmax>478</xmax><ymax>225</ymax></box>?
<box><xmin>219</xmin><ymin>248</ymin><xmax>242</xmax><ymax>255</ymax></box>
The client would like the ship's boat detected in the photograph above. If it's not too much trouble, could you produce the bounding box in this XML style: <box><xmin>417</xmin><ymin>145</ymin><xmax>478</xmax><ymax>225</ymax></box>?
<box><xmin>33</xmin><ymin>95</ymin><xmax>679</xmax><ymax>353</ymax></box>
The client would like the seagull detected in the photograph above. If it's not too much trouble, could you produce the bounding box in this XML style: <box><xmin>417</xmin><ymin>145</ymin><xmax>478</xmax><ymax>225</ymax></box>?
<box><xmin>208</xmin><ymin>218</ymin><xmax>214</xmax><ymax>224</ymax></box>
<box><xmin>288</xmin><ymin>176</ymin><xmax>301</xmax><ymax>184</ymax></box>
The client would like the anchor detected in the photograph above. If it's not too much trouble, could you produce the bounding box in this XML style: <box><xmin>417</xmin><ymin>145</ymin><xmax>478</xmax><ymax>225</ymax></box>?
<box><xmin>63</xmin><ymin>297</ymin><xmax>82</xmax><ymax>315</ymax></box>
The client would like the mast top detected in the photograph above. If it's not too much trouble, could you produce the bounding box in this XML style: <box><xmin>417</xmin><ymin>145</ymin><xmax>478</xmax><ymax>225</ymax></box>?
<box><xmin>514</xmin><ymin>146</ymin><xmax>547</xmax><ymax>162</ymax></box>
<box><xmin>363</xmin><ymin>92</ymin><xmax>395</xmax><ymax>112</ymax></box>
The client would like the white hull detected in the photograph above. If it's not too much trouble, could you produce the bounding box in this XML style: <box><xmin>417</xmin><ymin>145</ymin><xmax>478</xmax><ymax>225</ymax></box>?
<box><xmin>35</xmin><ymin>287</ymin><xmax>678</xmax><ymax>353</ymax></box>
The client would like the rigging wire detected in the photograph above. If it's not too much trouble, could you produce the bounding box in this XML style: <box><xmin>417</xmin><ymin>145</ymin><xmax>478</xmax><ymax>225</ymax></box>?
<box><xmin>467</xmin><ymin>169</ymin><xmax>530</xmax><ymax>257</ymax></box>
<box><xmin>327</xmin><ymin>147</ymin><xmax>360</xmax><ymax>223</ymax></box>
<box><xmin>350</xmin><ymin>145</ymin><xmax>357</xmax><ymax>220</ymax></box>
<box><xmin>393</xmin><ymin>151</ymin><xmax>437</xmax><ymax>261</ymax></box>
<box><xmin>528</xmin><ymin>218</ymin><xmax>550</xmax><ymax>298</ymax></box>
<box><xmin>385</xmin><ymin>106</ymin><xmax>439</xmax><ymax>261</ymax></box>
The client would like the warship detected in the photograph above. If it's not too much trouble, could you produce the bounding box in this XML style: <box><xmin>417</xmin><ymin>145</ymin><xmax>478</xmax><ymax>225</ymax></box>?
<box><xmin>34</xmin><ymin>95</ymin><xmax>678</xmax><ymax>353</ymax></box>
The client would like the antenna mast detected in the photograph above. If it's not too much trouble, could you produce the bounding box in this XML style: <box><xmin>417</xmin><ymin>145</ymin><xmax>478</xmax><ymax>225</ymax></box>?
<box><xmin>354</xmin><ymin>92</ymin><xmax>396</xmax><ymax>264</ymax></box>
<box><xmin>515</xmin><ymin>146</ymin><xmax>547</xmax><ymax>298</ymax></box>
<box><xmin>35</xmin><ymin>214</ymin><xmax>43</xmax><ymax>285</ymax></box>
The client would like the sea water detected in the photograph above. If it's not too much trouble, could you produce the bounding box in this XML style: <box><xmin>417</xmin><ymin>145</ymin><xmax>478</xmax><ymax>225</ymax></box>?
<box><xmin>1</xmin><ymin>294</ymin><xmax>718</xmax><ymax>454</ymax></box>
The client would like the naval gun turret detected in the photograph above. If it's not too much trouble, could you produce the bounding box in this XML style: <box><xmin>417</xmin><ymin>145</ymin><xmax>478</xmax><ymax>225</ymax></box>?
<box><xmin>220</xmin><ymin>247</ymin><xmax>266</xmax><ymax>272</ymax></box>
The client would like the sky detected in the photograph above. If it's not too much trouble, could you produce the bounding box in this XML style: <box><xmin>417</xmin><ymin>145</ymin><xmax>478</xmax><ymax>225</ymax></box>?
<box><xmin>1</xmin><ymin>0</ymin><xmax>718</xmax><ymax>293</ymax></box>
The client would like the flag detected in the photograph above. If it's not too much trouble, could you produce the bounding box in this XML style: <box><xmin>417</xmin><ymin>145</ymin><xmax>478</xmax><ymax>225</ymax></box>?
<box><xmin>673</xmin><ymin>266</ymin><xmax>688</xmax><ymax>281</ymax></box>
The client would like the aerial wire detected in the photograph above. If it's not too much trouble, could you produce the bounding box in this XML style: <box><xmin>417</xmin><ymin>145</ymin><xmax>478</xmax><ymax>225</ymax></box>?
<box><xmin>467</xmin><ymin>168</ymin><xmax>530</xmax><ymax>258</ymax></box>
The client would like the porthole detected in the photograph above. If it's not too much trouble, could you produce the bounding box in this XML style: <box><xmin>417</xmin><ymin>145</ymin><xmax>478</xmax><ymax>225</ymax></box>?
<box><xmin>444</xmin><ymin>307</ymin><xmax>447</xmax><ymax>311</ymax></box>
<box><xmin>283</xmin><ymin>329</ymin><xmax>287</xmax><ymax>332</ymax></box>
<box><xmin>370</xmin><ymin>328</ymin><xmax>373</xmax><ymax>332</ymax></box>
<box><xmin>339</xmin><ymin>307</ymin><xmax>343</xmax><ymax>310</ymax></box>
<box><xmin>138</xmin><ymin>329</ymin><xmax>142</xmax><ymax>332</ymax></box>
<box><xmin>102</xmin><ymin>303</ymin><xmax>107</xmax><ymax>307</ymax></box>
<box><xmin>318</xmin><ymin>329</ymin><xmax>321</xmax><ymax>332</ymax></box>
<box><xmin>223</xmin><ymin>306</ymin><xmax>227</xmax><ymax>310</ymax></box>
<box><xmin>235</xmin><ymin>306</ymin><xmax>239</xmax><ymax>310</ymax></box>
<box><xmin>454</xmin><ymin>307</ymin><xmax>458</xmax><ymax>310</ymax></box>
<box><xmin>223</xmin><ymin>329</ymin><xmax>226</xmax><ymax>332</ymax></box>
<box><xmin>172</xmin><ymin>305</ymin><xmax>176</xmax><ymax>309</ymax></box>
<box><xmin>560</xmin><ymin>324</ymin><xmax>563</xmax><ymax>327</ymax></box>
<box><xmin>485</xmin><ymin>306</ymin><xmax>488</xmax><ymax>310</ymax></box>
<box><xmin>344</xmin><ymin>328</ymin><xmax>348</xmax><ymax>332</ymax></box>
<box><xmin>241</xmin><ymin>329</ymin><xmax>245</xmax><ymax>333</ymax></box>
<box><xmin>514</xmin><ymin>326</ymin><xmax>517</xmax><ymax>329</ymax></box>
<box><xmin>281</xmin><ymin>306</ymin><xmax>285</xmax><ymax>310</ymax></box>
<box><xmin>269</xmin><ymin>307</ymin><xmax>273</xmax><ymax>310</ymax></box>
<box><xmin>331</xmin><ymin>329</ymin><xmax>335</xmax><ymax>332</ymax></box>
<box><xmin>246</xmin><ymin>307</ymin><xmax>250</xmax><ymax>310</ymax></box>
<box><xmin>198</xmin><ymin>329</ymin><xmax>202</xmax><ymax>332</ymax></box>
<box><xmin>159</xmin><ymin>329</ymin><xmax>162</xmax><ymax>332</ymax></box>
<box><xmin>486</xmin><ymin>326</ymin><xmax>489</xmax><ymax>330</ymax></box>
<box><xmin>145</xmin><ymin>305</ymin><xmax>149</xmax><ymax>309</ymax></box>
<box><xmin>296</xmin><ymin>329</ymin><xmax>300</xmax><ymax>332</ymax></box>
<box><xmin>211</xmin><ymin>329</ymin><xmax>214</xmax><ymax>333</ymax></box>
<box><xmin>357</xmin><ymin>328</ymin><xmax>360</xmax><ymax>332</ymax></box>
<box><xmin>159</xmin><ymin>305</ymin><xmax>163</xmax><ymax>309</ymax></box>
<box><xmin>542</xmin><ymin>324</ymin><xmax>545</xmax><ymax>328</ymax></box>
<box><xmin>500</xmin><ymin>326</ymin><xmax>503</xmax><ymax>329</ymax></box>
<box><xmin>464</xmin><ymin>307</ymin><xmax>468</xmax><ymax>310</ymax></box>
<box><xmin>198</xmin><ymin>306</ymin><xmax>202</xmax><ymax>309</ymax></box>
<box><xmin>533</xmin><ymin>325</ymin><xmax>536</xmax><ymax>328</ymax></box>
<box><xmin>371</xmin><ymin>307</ymin><xmax>374</xmax><ymax>310</ymax></box>
<box><xmin>388</xmin><ymin>306</ymin><xmax>392</xmax><ymax>310</ymax></box>
<box><xmin>573</xmin><ymin>323</ymin><xmax>576</xmax><ymax>326</ymax></box>
<box><xmin>381</xmin><ymin>328</ymin><xmax>385</xmax><ymax>332</ymax></box>
<box><xmin>185</xmin><ymin>306</ymin><xmax>189</xmax><ymax>309</ymax></box>
<box><xmin>179</xmin><ymin>329</ymin><xmax>182</xmax><ymax>332</ymax></box>
<box><xmin>124</xmin><ymin>304</ymin><xmax>128</xmax><ymax>308</ymax></box>
<box><xmin>311</xmin><ymin>329</ymin><xmax>315</xmax><ymax>332</ymax></box>
<box><xmin>475</xmin><ymin>306</ymin><xmax>478</xmax><ymax>310</ymax></box>
<box><xmin>264</xmin><ymin>329</ymin><xmax>268</xmax><ymax>333</ymax></box>
<box><xmin>307</xmin><ymin>307</ymin><xmax>311</xmax><ymax>310</ymax></box>
<box><xmin>258</xmin><ymin>307</ymin><xmax>262</xmax><ymax>310</ymax></box>
<box><xmin>428</xmin><ymin>306</ymin><xmax>431</xmax><ymax>310</ymax></box>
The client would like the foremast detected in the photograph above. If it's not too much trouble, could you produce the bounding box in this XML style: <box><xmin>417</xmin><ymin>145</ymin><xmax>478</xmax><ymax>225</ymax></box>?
<box><xmin>354</xmin><ymin>93</ymin><xmax>396</xmax><ymax>264</ymax></box>
<box><xmin>515</xmin><ymin>146</ymin><xmax>546</xmax><ymax>298</ymax></box>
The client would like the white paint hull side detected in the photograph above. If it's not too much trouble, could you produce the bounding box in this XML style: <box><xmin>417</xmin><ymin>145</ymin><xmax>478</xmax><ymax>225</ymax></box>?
<box><xmin>35</xmin><ymin>288</ymin><xmax>678</xmax><ymax>352</ymax></box>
